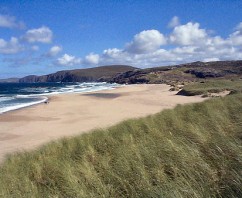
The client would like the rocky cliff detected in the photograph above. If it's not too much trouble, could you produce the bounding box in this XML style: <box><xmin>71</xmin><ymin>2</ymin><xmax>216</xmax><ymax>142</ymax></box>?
<box><xmin>19</xmin><ymin>65</ymin><xmax>136</xmax><ymax>83</ymax></box>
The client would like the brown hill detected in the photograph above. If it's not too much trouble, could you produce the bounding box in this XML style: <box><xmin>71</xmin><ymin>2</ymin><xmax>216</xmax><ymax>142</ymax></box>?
<box><xmin>19</xmin><ymin>65</ymin><xmax>136</xmax><ymax>83</ymax></box>
<box><xmin>108</xmin><ymin>60</ymin><xmax>242</xmax><ymax>84</ymax></box>
<box><xmin>17</xmin><ymin>60</ymin><xmax>242</xmax><ymax>84</ymax></box>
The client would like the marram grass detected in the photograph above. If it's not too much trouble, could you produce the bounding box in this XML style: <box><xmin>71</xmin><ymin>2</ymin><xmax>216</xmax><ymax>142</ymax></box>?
<box><xmin>0</xmin><ymin>94</ymin><xmax>242</xmax><ymax>197</ymax></box>
<box><xmin>180</xmin><ymin>79</ymin><xmax>242</xmax><ymax>96</ymax></box>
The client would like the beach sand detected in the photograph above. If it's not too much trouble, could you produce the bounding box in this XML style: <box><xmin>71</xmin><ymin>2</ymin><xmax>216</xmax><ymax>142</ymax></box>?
<box><xmin>0</xmin><ymin>84</ymin><xmax>205</xmax><ymax>163</ymax></box>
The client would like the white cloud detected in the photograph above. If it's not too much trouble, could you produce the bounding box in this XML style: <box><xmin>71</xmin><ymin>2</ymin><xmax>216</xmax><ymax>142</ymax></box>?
<box><xmin>84</xmin><ymin>53</ymin><xmax>99</xmax><ymax>64</ymax></box>
<box><xmin>170</xmin><ymin>22</ymin><xmax>207</xmax><ymax>45</ymax></box>
<box><xmin>0</xmin><ymin>14</ymin><xmax>25</xmax><ymax>29</ymax></box>
<box><xmin>125</xmin><ymin>30</ymin><xmax>166</xmax><ymax>54</ymax></box>
<box><xmin>168</xmin><ymin>16</ymin><xmax>180</xmax><ymax>28</ymax></box>
<box><xmin>57</xmin><ymin>54</ymin><xmax>81</xmax><ymax>66</ymax></box>
<box><xmin>23</xmin><ymin>26</ymin><xmax>53</xmax><ymax>43</ymax></box>
<box><xmin>48</xmin><ymin>45</ymin><xmax>62</xmax><ymax>56</ymax></box>
<box><xmin>235</xmin><ymin>22</ymin><xmax>242</xmax><ymax>31</ymax></box>
<box><xmin>31</xmin><ymin>45</ymin><xmax>39</xmax><ymax>51</ymax></box>
<box><xmin>16</xmin><ymin>20</ymin><xmax>242</xmax><ymax>68</ymax></box>
<box><xmin>229</xmin><ymin>22</ymin><xmax>242</xmax><ymax>46</ymax></box>
<box><xmin>99</xmin><ymin>48</ymin><xmax>130</xmax><ymax>65</ymax></box>
<box><xmin>87</xmin><ymin>21</ymin><xmax>242</xmax><ymax>67</ymax></box>
<box><xmin>203</xmin><ymin>57</ymin><xmax>220</xmax><ymax>62</ymax></box>
<box><xmin>103</xmin><ymin>48</ymin><xmax>123</xmax><ymax>58</ymax></box>
<box><xmin>0</xmin><ymin>37</ymin><xmax>23</xmax><ymax>54</ymax></box>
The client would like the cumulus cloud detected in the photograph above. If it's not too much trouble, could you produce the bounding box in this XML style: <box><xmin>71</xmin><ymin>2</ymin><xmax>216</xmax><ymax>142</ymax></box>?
<box><xmin>168</xmin><ymin>16</ymin><xmax>180</xmax><ymax>28</ymax></box>
<box><xmin>23</xmin><ymin>26</ymin><xmax>53</xmax><ymax>43</ymax></box>
<box><xmin>15</xmin><ymin>19</ymin><xmax>237</xmax><ymax>68</ymax></box>
<box><xmin>84</xmin><ymin>53</ymin><xmax>99</xmax><ymax>65</ymax></box>
<box><xmin>235</xmin><ymin>22</ymin><xmax>242</xmax><ymax>31</ymax></box>
<box><xmin>203</xmin><ymin>57</ymin><xmax>220</xmax><ymax>62</ymax></box>
<box><xmin>95</xmin><ymin>47</ymin><xmax>181</xmax><ymax>67</ymax></box>
<box><xmin>0</xmin><ymin>14</ymin><xmax>25</xmax><ymax>29</ymax></box>
<box><xmin>47</xmin><ymin>45</ymin><xmax>62</xmax><ymax>57</ymax></box>
<box><xmin>170</xmin><ymin>22</ymin><xmax>207</xmax><ymax>45</ymax></box>
<box><xmin>0</xmin><ymin>37</ymin><xmax>23</xmax><ymax>54</ymax></box>
<box><xmin>57</xmin><ymin>54</ymin><xmax>81</xmax><ymax>66</ymax></box>
<box><xmin>125</xmin><ymin>30</ymin><xmax>166</xmax><ymax>54</ymax></box>
<box><xmin>229</xmin><ymin>26</ymin><xmax>242</xmax><ymax>45</ymax></box>
<box><xmin>103</xmin><ymin>48</ymin><xmax>123</xmax><ymax>58</ymax></box>
<box><xmin>78</xmin><ymin>20</ymin><xmax>242</xmax><ymax>68</ymax></box>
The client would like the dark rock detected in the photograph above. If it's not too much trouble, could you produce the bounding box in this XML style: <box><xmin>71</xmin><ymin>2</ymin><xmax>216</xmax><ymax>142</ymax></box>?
<box><xmin>107</xmin><ymin>60</ymin><xmax>242</xmax><ymax>84</ymax></box>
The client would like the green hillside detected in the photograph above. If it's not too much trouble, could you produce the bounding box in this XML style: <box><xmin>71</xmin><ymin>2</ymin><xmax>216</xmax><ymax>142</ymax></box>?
<box><xmin>178</xmin><ymin>79</ymin><xmax>242</xmax><ymax>96</ymax></box>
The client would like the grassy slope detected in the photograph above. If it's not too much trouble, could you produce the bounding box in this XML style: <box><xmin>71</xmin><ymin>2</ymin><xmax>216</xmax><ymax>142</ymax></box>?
<box><xmin>0</xmin><ymin>94</ymin><xmax>242</xmax><ymax>197</ymax></box>
<box><xmin>179</xmin><ymin>79</ymin><xmax>242</xmax><ymax>96</ymax></box>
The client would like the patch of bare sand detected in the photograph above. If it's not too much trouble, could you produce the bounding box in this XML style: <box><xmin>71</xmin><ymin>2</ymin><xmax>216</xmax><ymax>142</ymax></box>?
<box><xmin>0</xmin><ymin>84</ymin><xmax>206</xmax><ymax>163</ymax></box>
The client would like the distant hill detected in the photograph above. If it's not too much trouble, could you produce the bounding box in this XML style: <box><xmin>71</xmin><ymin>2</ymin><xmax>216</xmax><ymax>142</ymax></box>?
<box><xmin>11</xmin><ymin>60</ymin><xmax>242</xmax><ymax>84</ymax></box>
<box><xmin>0</xmin><ymin>78</ymin><xmax>19</xmax><ymax>83</ymax></box>
<box><xmin>19</xmin><ymin>65</ymin><xmax>136</xmax><ymax>83</ymax></box>
<box><xmin>108</xmin><ymin>60</ymin><xmax>242</xmax><ymax>84</ymax></box>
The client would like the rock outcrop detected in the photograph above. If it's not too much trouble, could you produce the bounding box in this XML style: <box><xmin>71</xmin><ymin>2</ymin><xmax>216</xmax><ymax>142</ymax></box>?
<box><xmin>107</xmin><ymin>60</ymin><xmax>242</xmax><ymax>84</ymax></box>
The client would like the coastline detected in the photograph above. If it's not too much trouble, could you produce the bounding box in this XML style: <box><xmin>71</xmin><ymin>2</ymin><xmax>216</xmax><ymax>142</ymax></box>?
<box><xmin>0</xmin><ymin>82</ymin><xmax>120</xmax><ymax>115</ymax></box>
<box><xmin>0</xmin><ymin>84</ymin><xmax>205</xmax><ymax>163</ymax></box>
<box><xmin>0</xmin><ymin>96</ymin><xmax>48</xmax><ymax>115</ymax></box>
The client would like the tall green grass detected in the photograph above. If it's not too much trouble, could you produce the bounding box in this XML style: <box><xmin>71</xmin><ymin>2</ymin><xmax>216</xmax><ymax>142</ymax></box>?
<box><xmin>179</xmin><ymin>79</ymin><xmax>242</xmax><ymax>96</ymax></box>
<box><xmin>0</xmin><ymin>94</ymin><xmax>242</xmax><ymax>197</ymax></box>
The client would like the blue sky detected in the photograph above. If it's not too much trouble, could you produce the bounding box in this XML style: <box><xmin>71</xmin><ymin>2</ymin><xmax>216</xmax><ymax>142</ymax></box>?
<box><xmin>0</xmin><ymin>0</ymin><xmax>242</xmax><ymax>78</ymax></box>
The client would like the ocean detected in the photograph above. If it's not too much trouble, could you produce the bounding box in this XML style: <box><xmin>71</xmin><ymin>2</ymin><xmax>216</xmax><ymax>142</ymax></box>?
<box><xmin>0</xmin><ymin>82</ymin><xmax>120</xmax><ymax>114</ymax></box>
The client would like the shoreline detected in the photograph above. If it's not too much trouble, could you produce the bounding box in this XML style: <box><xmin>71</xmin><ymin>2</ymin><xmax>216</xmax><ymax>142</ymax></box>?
<box><xmin>0</xmin><ymin>84</ymin><xmax>127</xmax><ymax>117</ymax></box>
<box><xmin>0</xmin><ymin>96</ymin><xmax>48</xmax><ymax>115</ymax></box>
<box><xmin>0</xmin><ymin>83</ymin><xmax>122</xmax><ymax>115</ymax></box>
<box><xmin>0</xmin><ymin>84</ymin><xmax>206</xmax><ymax>163</ymax></box>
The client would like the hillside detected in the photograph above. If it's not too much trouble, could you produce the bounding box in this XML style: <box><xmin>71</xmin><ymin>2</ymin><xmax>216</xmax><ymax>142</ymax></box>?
<box><xmin>17</xmin><ymin>60</ymin><xmax>242</xmax><ymax>84</ymax></box>
<box><xmin>108</xmin><ymin>60</ymin><xmax>242</xmax><ymax>84</ymax></box>
<box><xmin>19</xmin><ymin>65</ymin><xmax>136</xmax><ymax>83</ymax></box>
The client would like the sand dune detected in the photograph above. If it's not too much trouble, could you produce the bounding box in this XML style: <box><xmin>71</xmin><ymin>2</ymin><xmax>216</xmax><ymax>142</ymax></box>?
<box><xmin>0</xmin><ymin>84</ymin><xmax>205</xmax><ymax>163</ymax></box>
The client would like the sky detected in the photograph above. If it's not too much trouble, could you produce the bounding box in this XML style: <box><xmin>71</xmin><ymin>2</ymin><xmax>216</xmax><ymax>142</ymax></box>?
<box><xmin>0</xmin><ymin>0</ymin><xmax>242</xmax><ymax>78</ymax></box>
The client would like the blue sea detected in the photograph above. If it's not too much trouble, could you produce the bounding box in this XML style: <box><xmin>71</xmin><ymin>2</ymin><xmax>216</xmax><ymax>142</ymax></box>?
<box><xmin>0</xmin><ymin>82</ymin><xmax>120</xmax><ymax>114</ymax></box>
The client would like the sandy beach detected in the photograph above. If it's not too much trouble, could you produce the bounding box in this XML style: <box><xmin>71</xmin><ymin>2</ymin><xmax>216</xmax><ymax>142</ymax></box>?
<box><xmin>0</xmin><ymin>84</ymin><xmax>205</xmax><ymax>163</ymax></box>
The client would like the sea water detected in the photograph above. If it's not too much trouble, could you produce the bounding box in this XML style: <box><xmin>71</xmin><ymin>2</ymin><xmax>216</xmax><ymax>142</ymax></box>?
<box><xmin>0</xmin><ymin>82</ymin><xmax>120</xmax><ymax>114</ymax></box>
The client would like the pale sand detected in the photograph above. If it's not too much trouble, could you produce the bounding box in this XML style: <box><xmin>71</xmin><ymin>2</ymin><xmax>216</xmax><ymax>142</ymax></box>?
<box><xmin>0</xmin><ymin>84</ymin><xmax>206</xmax><ymax>163</ymax></box>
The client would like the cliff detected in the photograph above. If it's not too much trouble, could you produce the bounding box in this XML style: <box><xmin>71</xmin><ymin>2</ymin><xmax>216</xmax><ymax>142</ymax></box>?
<box><xmin>19</xmin><ymin>65</ymin><xmax>136</xmax><ymax>83</ymax></box>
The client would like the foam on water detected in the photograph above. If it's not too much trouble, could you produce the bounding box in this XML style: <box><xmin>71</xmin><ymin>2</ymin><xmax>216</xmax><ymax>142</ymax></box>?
<box><xmin>0</xmin><ymin>96</ymin><xmax>14</xmax><ymax>102</ymax></box>
<box><xmin>0</xmin><ymin>82</ymin><xmax>121</xmax><ymax>114</ymax></box>
<box><xmin>0</xmin><ymin>96</ymin><xmax>48</xmax><ymax>114</ymax></box>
